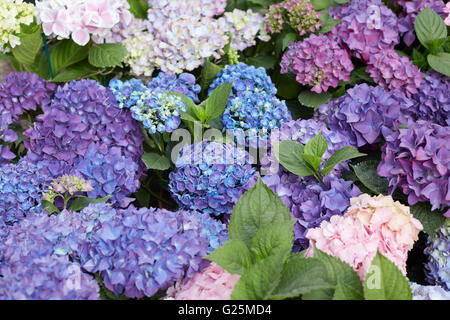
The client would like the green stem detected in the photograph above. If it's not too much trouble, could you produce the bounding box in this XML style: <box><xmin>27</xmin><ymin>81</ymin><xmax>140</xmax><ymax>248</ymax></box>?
<box><xmin>41</xmin><ymin>33</ymin><xmax>54</xmax><ymax>80</ymax></box>
<box><xmin>142</xmin><ymin>184</ymin><xmax>172</xmax><ymax>206</ymax></box>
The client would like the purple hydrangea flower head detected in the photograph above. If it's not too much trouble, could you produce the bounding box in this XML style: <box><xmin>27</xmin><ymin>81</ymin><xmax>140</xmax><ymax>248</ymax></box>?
<box><xmin>0</xmin><ymin>145</ymin><xmax>15</xmax><ymax>165</ymax></box>
<box><xmin>329</xmin><ymin>0</ymin><xmax>399</xmax><ymax>61</ymax></box>
<box><xmin>424</xmin><ymin>225</ymin><xmax>449</xmax><ymax>291</ymax></box>
<box><xmin>263</xmin><ymin>174</ymin><xmax>361</xmax><ymax>251</ymax></box>
<box><xmin>367</xmin><ymin>49</ymin><xmax>423</xmax><ymax>97</ymax></box>
<box><xmin>378</xmin><ymin>121</ymin><xmax>449</xmax><ymax>211</ymax></box>
<box><xmin>147</xmin><ymin>72</ymin><xmax>201</xmax><ymax>103</ymax></box>
<box><xmin>74</xmin><ymin>143</ymin><xmax>141</xmax><ymax>205</ymax></box>
<box><xmin>397</xmin><ymin>0</ymin><xmax>446</xmax><ymax>46</ymax></box>
<box><xmin>0</xmin><ymin>159</ymin><xmax>51</xmax><ymax>226</ymax></box>
<box><xmin>280</xmin><ymin>33</ymin><xmax>354</xmax><ymax>93</ymax></box>
<box><xmin>315</xmin><ymin>83</ymin><xmax>415</xmax><ymax>148</ymax></box>
<box><xmin>408</xmin><ymin>71</ymin><xmax>450</xmax><ymax>126</ymax></box>
<box><xmin>79</xmin><ymin>205</ymin><xmax>215</xmax><ymax>298</ymax></box>
<box><xmin>266</xmin><ymin>0</ymin><xmax>322</xmax><ymax>35</ymax></box>
<box><xmin>24</xmin><ymin>79</ymin><xmax>144</xmax><ymax>179</ymax></box>
<box><xmin>208</xmin><ymin>63</ymin><xmax>277</xmax><ymax>98</ymax></box>
<box><xmin>222</xmin><ymin>90</ymin><xmax>292</xmax><ymax>146</ymax></box>
<box><xmin>169</xmin><ymin>141</ymin><xmax>258</xmax><ymax>216</ymax></box>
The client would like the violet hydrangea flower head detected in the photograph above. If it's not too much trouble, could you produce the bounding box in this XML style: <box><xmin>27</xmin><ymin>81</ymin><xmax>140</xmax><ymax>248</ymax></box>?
<box><xmin>0</xmin><ymin>159</ymin><xmax>51</xmax><ymax>226</ymax></box>
<box><xmin>280</xmin><ymin>33</ymin><xmax>354</xmax><ymax>93</ymax></box>
<box><xmin>24</xmin><ymin>79</ymin><xmax>144</xmax><ymax>179</ymax></box>
<box><xmin>0</xmin><ymin>145</ymin><xmax>15</xmax><ymax>165</ymax></box>
<box><xmin>424</xmin><ymin>225</ymin><xmax>449</xmax><ymax>291</ymax></box>
<box><xmin>222</xmin><ymin>90</ymin><xmax>292</xmax><ymax>146</ymax></box>
<box><xmin>407</xmin><ymin>71</ymin><xmax>450</xmax><ymax>126</ymax></box>
<box><xmin>165</xmin><ymin>263</ymin><xmax>240</xmax><ymax>300</ymax></box>
<box><xmin>208</xmin><ymin>63</ymin><xmax>277</xmax><ymax>98</ymax></box>
<box><xmin>79</xmin><ymin>205</ymin><xmax>214</xmax><ymax>298</ymax></box>
<box><xmin>378</xmin><ymin>121</ymin><xmax>449</xmax><ymax>212</ymax></box>
<box><xmin>263</xmin><ymin>174</ymin><xmax>361</xmax><ymax>251</ymax></box>
<box><xmin>329</xmin><ymin>0</ymin><xmax>399</xmax><ymax>61</ymax></box>
<box><xmin>169</xmin><ymin>141</ymin><xmax>258</xmax><ymax>216</ymax></box>
<box><xmin>410</xmin><ymin>283</ymin><xmax>450</xmax><ymax>300</ymax></box>
<box><xmin>315</xmin><ymin>83</ymin><xmax>415</xmax><ymax>148</ymax></box>
<box><xmin>397</xmin><ymin>0</ymin><xmax>446</xmax><ymax>46</ymax></box>
<box><xmin>266</xmin><ymin>0</ymin><xmax>322</xmax><ymax>36</ymax></box>
<box><xmin>74</xmin><ymin>143</ymin><xmax>140</xmax><ymax>205</ymax></box>
<box><xmin>147</xmin><ymin>72</ymin><xmax>201</xmax><ymax>103</ymax></box>
<box><xmin>367</xmin><ymin>49</ymin><xmax>423</xmax><ymax>98</ymax></box>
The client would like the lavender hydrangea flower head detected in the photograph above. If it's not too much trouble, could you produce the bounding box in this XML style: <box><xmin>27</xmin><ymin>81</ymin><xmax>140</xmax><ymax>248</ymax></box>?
<box><xmin>263</xmin><ymin>175</ymin><xmax>361</xmax><ymax>251</ymax></box>
<box><xmin>75</xmin><ymin>143</ymin><xmax>141</xmax><ymax>205</ymax></box>
<box><xmin>24</xmin><ymin>79</ymin><xmax>144</xmax><ymax>178</ymax></box>
<box><xmin>367</xmin><ymin>49</ymin><xmax>423</xmax><ymax>97</ymax></box>
<box><xmin>169</xmin><ymin>141</ymin><xmax>258</xmax><ymax>216</ymax></box>
<box><xmin>329</xmin><ymin>0</ymin><xmax>399</xmax><ymax>61</ymax></box>
<box><xmin>315</xmin><ymin>83</ymin><xmax>415</xmax><ymax>148</ymax></box>
<box><xmin>0</xmin><ymin>159</ymin><xmax>51</xmax><ymax>226</ymax></box>
<box><xmin>397</xmin><ymin>0</ymin><xmax>446</xmax><ymax>46</ymax></box>
<box><xmin>0</xmin><ymin>145</ymin><xmax>15</xmax><ymax>165</ymax></box>
<box><xmin>280</xmin><ymin>33</ymin><xmax>354</xmax><ymax>93</ymax></box>
<box><xmin>424</xmin><ymin>225</ymin><xmax>449</xmax><ymax>291</ymax></box>
<box><xmin>79</xmin><ymin>205</ymin><xmax>215</xmax><ymax>298</ymax></box>
<box><xmin>266</xmin><ymin>0</ymin><xmax>322</xmax><ymax>35</ymax></box>
<box><xmin>410</xmin><ymin>283</ymin><xmax>450</xmax><ymax>300</ymax></box>
<box><xmin>209</xmin><ymin>63</ymin><xmax>277</xmax><ymax>98</ymax></box>
<box><xmin>408</xmin><ymin>71</ymin><xmax>450</xmax><ymax>126</ymax></box>
<box><xmin>222</xmin><ymin>90</ymin><xmax>292</xmax><ymax>146</ymax></box>
<box><xmin>378</xmin><ymin>121</ymin><xmax>449</xmax><ymax>211</ymax></box>
<box><xmin>147</xmin><ymin>72</ymin><xmax>201</xmax><ymax>103</ymax></box>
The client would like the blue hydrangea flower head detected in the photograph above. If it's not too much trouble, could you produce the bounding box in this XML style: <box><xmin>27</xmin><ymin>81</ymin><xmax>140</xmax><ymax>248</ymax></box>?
<box><xmin>208</xmin><ymin>63</ymin><xmax>277</xmax><ymax>98</ymax></box>
<box><xmin>147</xmin><ymin>72</ymin><xmax>201</xmax><ymax>103</ymax></box>
<box><xmin>169</xmin><ymin>141</ymin><xmax>258</xmax><ymax>216</ymax></box>
<box><xmin>424</xmin><ymin>225</ymin><xmax>449</xmax><ymax>291</ymax></box>
<box><xmin>108</xmin><ymin>78</ymin><xmax>147</xmax><ymax>109</ymax></box>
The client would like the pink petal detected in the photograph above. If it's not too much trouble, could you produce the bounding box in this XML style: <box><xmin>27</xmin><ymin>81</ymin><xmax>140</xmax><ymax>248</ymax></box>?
<box><xmin>72</xmin><ymin>29</ymin><xmax>90</xmax><ymax>46</ymax></box>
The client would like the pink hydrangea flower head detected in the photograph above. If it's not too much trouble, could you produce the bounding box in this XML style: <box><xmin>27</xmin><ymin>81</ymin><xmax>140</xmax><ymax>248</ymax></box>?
<box><xmin>166</xmin><ymin>263</ymin><xmax>240</xmax><ymax>300</ymax></box>
<box><xmin>367</xmin><ymin>49</ymin><xmax>423</xmax><ymax>97</ymax></box>
<box><xmin>280</xmin><ymin>33</ymin><xmax>353</xmax><ymax>93</ymax></box>
<box><xmin>445</xmin><ymin>3</ymin><xmax>450</xmax><ymax>26</ymax></box>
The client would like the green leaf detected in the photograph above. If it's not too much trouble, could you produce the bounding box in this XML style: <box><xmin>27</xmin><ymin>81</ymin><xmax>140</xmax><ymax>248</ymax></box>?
<box><xmin>319</xmin><ymin>10</ymin><xmax>341</xmax><ymax>34</ymax></box>
<box><xmin>205</xmin><ymin>82</ymin><xmax>232</xmax><ymax>121</ymax></box>
<box><xmin>250</xmin><ymin>220</ymin><xmax>295</xmax><ymax>262</ymax></box>
<box><xmin>275</xmin><ymin>140</ymin><xmax>316</xmax><ymax>177</ymax></box>
<box><xmin>321</xmin><ymin>146</ymin><xmax>366</xmax><ymax>176</ymax></box>
<box><xmin>304</xmin><ymin>131</ymin><xmax>328</xmax><ymax>159</ymax></box>
<box><xmin>298</xmin><ymin>90</ymin><xmax>332</xmax><ymax>109</ymax></box>
<box><xmin>206</xmin><ymin>240</ymin><xmax>253</xmax><ymax>275</ymax></box>
<box><xmin>364</xmin><ymin>251</ymin><xmax>412</xmax><ymax>300</ymax></box>
<box><xmin>414</xmin><ymin>7</ymin><xmax>447</xmax><ymax>51</ymax></box>
<box><xmin>11</xmin><ymin>27</ymin><xmax>43</xmax><ymax>66</ymax></box>
<box><xmin>142</xmin><ymin>152</ymin><xmax>171</xmax><ymax>171</ymax></box>
<box><xmin>228</xmin><ymin>177</ymin><xmax>292</xmax><ymax>249</ymax></box>
<box><xmin>88</xmin><ymin>44</ymin><xmax>127</xmax><ymax>68</ymax></box>
<box><xmin>412</xmin><ymin>48</ymin><xmax>427</xmax><ymax>69</ymax></box>
<box><xmin>200</xmin><ymin>61</ymin><xmax>223</xmax><ymax>92</ymax></box>
<box><xmin>247</xmin><ymin>56</ymin><xmax>277</xmax><ymax>70</ymax></box>
<box><xmin>351</xmin><ymin>160</ymin><xmax>389</xmax><ymax>195</ymax></box>
<box><xmin>276</xmin><ymin>74</ymin><xmax>303</xmax><ymax>100</ymax></box>
<box><xmin>166</xmin><ymin>91</ymin><xmax>199</xmax><ymax>124</ymax></box>
<box><xmin>69</xmin><ymin>196</ymin><xmax>110</xmax><ymax>212</ymax></box>
<box><xmin>281</xmin><ymin>33</ymin><xmax>297</xmax><ymax>51</ymax></box>
<box><xmin>311</xmin><ymin>0</ymin><xmax>332</xmax><ymax>10</ymax></box>
<box><xmin>313</xmin><ymin>248</ymin><xmax>364</xmax><ymax>300</ymax></box>
<box><xmin>301</xmin><ymin>153</ymin><xmax>322</xmax><ymax>172</ymax></box>
<box><xmin>42</xmin><ymin>200</ymin><xmax>60</xmax><ymax>215</ymax></box>
<box><xmin>427</xmin><ymin>52</ymin><xmax>450</xmax><ymax>77</ymax></box>
<box><xmin>50</xmin><ymin>40</ymin><xmax>89</xmax><ymax>74</ymax></box>
<box><xmin>270</xmin><ymin>257</ymin><xmax>333</xmax><ymax>299</ymax></box>
<box><xmin>51</xmin><ymin>62</ymin><xmax>97</xmax><ymax>82</ymax></box>
<box><xmin>127</xmin><ymin>0</ymin><xmax>149</xmax><ymax>19</ymax></box>
<box><xmin>231</xmin><ymin>253</ymin><xmax>286</xmax><ymax>300</ymax></box>
<box><xmin>409</xmin><ymin>202</ymin><xmax>447</xmax><ymax>236</ymax></box>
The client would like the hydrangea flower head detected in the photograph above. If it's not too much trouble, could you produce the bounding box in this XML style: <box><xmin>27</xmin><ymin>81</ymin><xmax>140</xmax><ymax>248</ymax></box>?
<box><xmin>165</xmin><ymin>263</ymin><xmax>240</xmax><ymax>300</ymax></box>
<box><xmin>266</xmin><ymin>0</ymin><xmax>322</xmax><ymax>36</ymax></box>
<box><xmin>169</xmin><ymin>141</ymin><xmax>258</xmax><ymax>216</ymax></box>
<box><xmin>147</xmin><ymin>72</ymin><xmax>201</xmax><ymax>103</ymax></box>
<box><xmin>222</xmin><ymin>90</ymin><xmax>292</xmax><ymax>146</ymax></box>
<box><xmin>43</xmin><ymin>174</ymin><xmax>93</xmax><ymax>203</ymax></box>
<box><xmin>280</xmin><ymin>33</ymin><xmax>354</xmax><ymax>93</ymax></box>
<box><xmin>24</xmin><ymin>79</ymin><xmax>144</xmax><ymax>179</ymax></box>
<box><xmin>378</xmin><ymin>121</ymin><xmax>449</xmax><ymax>211</ymax></box>
<box><xmin>445</xmin><ymin>2</ymin><xmax>450</xmax><ymax>26</ymax></box>
<box><xmin>410</xmin><ymin>283</ymin><xmax>450</xmax><ymax>300</ymax></box>
<box><xmin>424</xmin><ymin>225</ymin><xmax>449</xmax><ymax>291</ymax></box>
<box><xmin>329</xmin><ymin>0</ymin><xmax>399</xmax><ymax>61</ymax></box>
<box><xmin>209</xmin><ymin>63</ymin><xmax>277</xmax><ymax>98</ymax></box>
<box><xmin>80</xmin><ymin>205</ymin><xmax>215</xmax><ymax>298</ymax></box>
<box><xmin>36</xmin><ymin>0</ymin><xmax>133</xmax><ymax>46</ymax></box>
<box><xmin>0</xmin><ymin>159</ymin><xmax>51</xmax><ymax>226</ymax></box>
<box><xmin>315</xmin><ymin>83</ymin><xmax>415</xmax><ymax>148</ymax></box>
<box><xmin>367</xmin><ymin>49</ymin><xmax>423</xmax><ymax>97</ymax></box>
<box><xmin>0</xmin><ymin>0</ymin><xmax>35</xmax><ymax>53</ymax></box>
